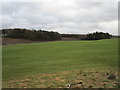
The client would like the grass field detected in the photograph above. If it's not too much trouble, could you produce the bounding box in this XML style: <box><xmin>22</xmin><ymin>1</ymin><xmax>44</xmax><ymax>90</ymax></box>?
<box><xmin>2</xmin><ymin>39</ymin><xmax>119</xmax><ymax>88</ymax></box>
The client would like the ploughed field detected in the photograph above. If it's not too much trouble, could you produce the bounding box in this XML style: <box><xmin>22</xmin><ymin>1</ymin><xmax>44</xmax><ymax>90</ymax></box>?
<box><xmin>2</xmin><ymin>39</ymin><xmax>119</xmax><ymax>88</ymax></box>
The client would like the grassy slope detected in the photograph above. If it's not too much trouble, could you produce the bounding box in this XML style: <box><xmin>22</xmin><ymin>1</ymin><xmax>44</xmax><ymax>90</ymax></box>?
<box><xmin>3</xmin><ymin>39</ymin><xmax>118</xmax><ymax>80</ymax></box>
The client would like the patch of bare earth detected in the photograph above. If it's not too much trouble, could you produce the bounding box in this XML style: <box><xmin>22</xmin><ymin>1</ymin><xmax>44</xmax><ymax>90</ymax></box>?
<box><xmin>61</xmin><ymin>37</ymin><xmax>79</xmax><ymax>41</ymax></box>
<box><xmin>3</xmin><ymin>67</ymin><xmax>119</xmax><ymax>88</ymax></box>
<box><xmin>1</xmin><ymin>37</ymin><xmax>79</xmax><ymax>45</ymax></box>
<box><xmin>2</xmin><ymin>38</ymin><xmax>39</xmax><ymax>45</ymax></box>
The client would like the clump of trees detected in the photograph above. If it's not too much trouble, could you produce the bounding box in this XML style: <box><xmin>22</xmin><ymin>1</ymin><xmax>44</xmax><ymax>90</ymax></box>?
<box><xmin>2</xmin><ymin>28</ymin><xmax>62</xmax><ymax>41</ymax></box>
<box><xmin>84</xmin><ymin>31</ymin><xmax>112</xmax><ymax>40</ymax></box>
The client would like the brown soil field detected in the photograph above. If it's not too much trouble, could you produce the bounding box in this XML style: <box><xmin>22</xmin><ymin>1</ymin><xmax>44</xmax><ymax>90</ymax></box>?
<box><xmin>1</xmin><ymin>38</ymin><xmax>39</xmax><ymax>45</ymax></box>
<box><xmin>1</xmin><ymin>37</ymin><xmax>79</xmax><ymax>45</ymax></box>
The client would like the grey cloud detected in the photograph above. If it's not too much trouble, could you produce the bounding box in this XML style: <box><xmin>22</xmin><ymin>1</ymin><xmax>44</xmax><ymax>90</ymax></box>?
<box><xmin>1</xmin><ymin>2</ymin><xmax>118</xmax><ymax>35</ymax></box>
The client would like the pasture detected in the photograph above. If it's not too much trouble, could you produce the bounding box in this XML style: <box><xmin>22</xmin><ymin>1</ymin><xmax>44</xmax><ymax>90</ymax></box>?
<box><xmin>2</xmin><ymin>39</ymin><xmax>118</xmax><ymax>88</ymax></box>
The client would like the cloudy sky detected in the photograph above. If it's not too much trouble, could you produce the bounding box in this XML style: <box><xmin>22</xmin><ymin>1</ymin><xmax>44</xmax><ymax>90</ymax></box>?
<box><xmin>1</xmin><ymin>0</ymin><xmax>118</xmax><ymax>35</ymax></box>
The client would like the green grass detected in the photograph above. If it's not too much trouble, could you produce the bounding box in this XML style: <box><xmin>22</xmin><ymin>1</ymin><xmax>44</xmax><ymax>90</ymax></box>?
<box><xmin>3</xmin><ymin>39</ymin><xmax>118</xmax><ymax>81</ymax></box>
<box><xmin>3</xmin><ymin>67</ymin><xmax>118</xmax><ymax>88</ymax></box>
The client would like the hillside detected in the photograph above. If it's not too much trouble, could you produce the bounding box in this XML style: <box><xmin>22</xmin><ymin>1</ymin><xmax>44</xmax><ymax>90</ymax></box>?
<box><xmin>2</xmin><ymin>39</ymin><xmax>118</xmax><ymax>88</ymax></box>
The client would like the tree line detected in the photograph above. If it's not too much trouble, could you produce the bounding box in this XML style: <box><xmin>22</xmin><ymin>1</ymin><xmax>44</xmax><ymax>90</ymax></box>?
<box><xmin>1</xmin><ymin>28</ymin><xmax>112</xmax><ymax>41</ymax></box>
<box><xmin>84</xmin><ymin>31</ymin><xmax>112</xmax><ymax>40</ymax></box>
<box><xmin>1</xmin><ymin>28</ymin><xmax>62</xmax><ymax>41</ymax></box>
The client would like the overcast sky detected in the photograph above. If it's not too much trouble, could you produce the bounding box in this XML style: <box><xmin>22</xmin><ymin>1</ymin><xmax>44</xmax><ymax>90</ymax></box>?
<box><xmin>1</xmin><ymin>0</ymin><xmax>118</xmax><ymax>35</ymax></box>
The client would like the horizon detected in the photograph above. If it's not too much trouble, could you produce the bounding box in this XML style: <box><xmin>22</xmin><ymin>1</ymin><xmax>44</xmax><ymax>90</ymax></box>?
<box><xmin>1</xmin><ymin>28</ymin><xmax>119</xmax><ymax>36</ymax></box>
<box><xmin>1</xmin><ymin>1</ymin><xmax>118</xmax><ymax>35</ymax></box>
